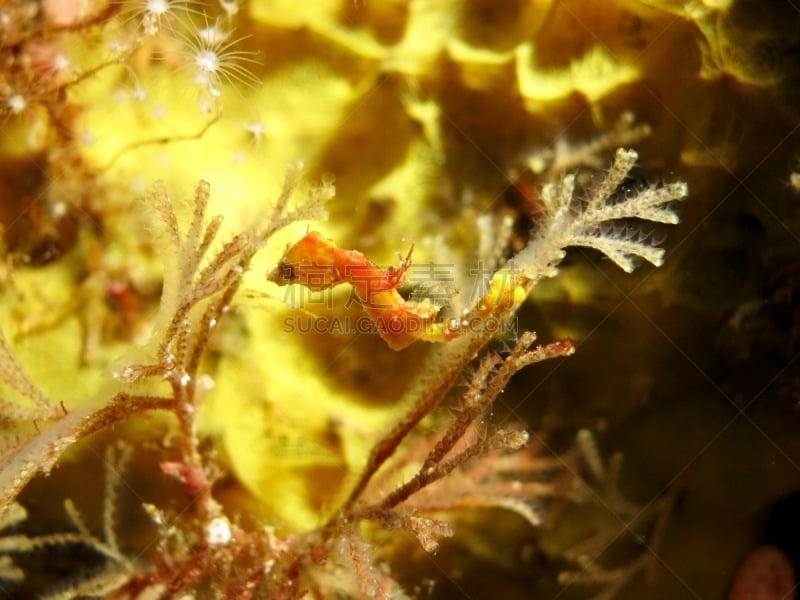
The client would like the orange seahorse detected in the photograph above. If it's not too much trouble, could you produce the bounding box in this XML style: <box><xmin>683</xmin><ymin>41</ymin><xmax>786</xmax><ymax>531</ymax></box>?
<box><xmin>267</xmin><ymin>231</ymin><xmax>525</xmax><ymax>350</ymax></box>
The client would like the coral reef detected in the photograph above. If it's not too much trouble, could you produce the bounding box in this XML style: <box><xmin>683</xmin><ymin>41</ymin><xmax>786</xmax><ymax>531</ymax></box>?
<box><xmin>1</xmin><ymin>0</ymin><xmax>799</xmax><ymax>598</ymax></box>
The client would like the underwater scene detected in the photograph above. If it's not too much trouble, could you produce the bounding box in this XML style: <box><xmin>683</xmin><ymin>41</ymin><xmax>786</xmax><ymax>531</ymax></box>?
<box><xmin>0</xmin><ymin>0</ymin><xmax>799</xmax><ymax>598</ymax></box>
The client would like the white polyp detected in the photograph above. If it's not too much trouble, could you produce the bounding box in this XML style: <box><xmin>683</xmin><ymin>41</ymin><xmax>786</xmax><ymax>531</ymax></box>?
<box><xmin>207</xmin><ymin>516</ymin><xmax>232</xmax><ymax>545</ymax></box>
<box><xmin>197</xmin><ymin>374</ymin><xmax>215</xmax><ymax>392</ymax></box>
<box><xmin>146</xmin><ymin>0</ymin><xmax>169</xmax><ymax>17</ymax></box>
<box><xmin>219</xmin><ymin>0</ymin><xmax>238</xmax><ymax>17</ymax></box>
<box><xmin>198</xmin><ymin>25</ymin><xmax>227</xmax><ymax>45</ymax></box>
<box><xmin>246</xmin><ymin>121</ymin><xmax>266</xmax><ymax>144</ymax></box>
<box><xmin>53</xmin><ymin>53</ymin><xmax>70</xmax><ymax>73</ymax></box>
<box><xmin>7</xmin><ymin>94</ymin><xmax>26</xmax><ymax>114</ymax></box>
<box><xmin>51</xmin><ymin>201</ymin><xmax>67</xmax><ymax>218</ymax></box>
<box><xmin>195</xmin><ymin>50</ymin><xmax>220</xmax><ymax>77</ymax></box>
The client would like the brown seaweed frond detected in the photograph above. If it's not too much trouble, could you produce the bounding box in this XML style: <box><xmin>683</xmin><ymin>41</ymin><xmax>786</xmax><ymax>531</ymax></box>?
<box><xmin>345</xmin><ymin>333</ymin><xmax>575</xmax><ymax>534</ymax></box>
<box><xmin>0</xmin><ymin>166</ymin><xmax>333</xmax><ymax>522</ymax></box>
<box><xmin>0</xmin><ymin>443</ymin><xmax>136</xmax><ymax>598</ymax></box>
<box><xmin>559</xmin><ymin>430</ymin><xmax>681</xmax><ymax>600</ymax></box>
<box><xmin>278</xmin><ymin>333</ymin><xmax>576</xmax><ymax>598</ymax></box>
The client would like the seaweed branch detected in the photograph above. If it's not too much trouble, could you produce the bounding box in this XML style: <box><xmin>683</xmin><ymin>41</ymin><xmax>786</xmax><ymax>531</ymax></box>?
<box><xmin>0</xmin><ymin>443</ymin><xmax>136</xmax><ymax>598</ymax></box>
<box><xmin>339</xmin><ymin>333</ymin><xmax>575</xmax><ymax>553</ymax></box>
<box><xmin>0</xmin><ymin>166</ymin><xmax>333</xmax><ymax>523</ymax></box>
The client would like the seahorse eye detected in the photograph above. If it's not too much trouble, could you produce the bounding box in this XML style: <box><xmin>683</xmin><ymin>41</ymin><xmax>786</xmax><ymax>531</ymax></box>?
<box><xmin>266</xmin><ymin>262</ymin><xmax>296</xmax><ymax>285</ymax></box>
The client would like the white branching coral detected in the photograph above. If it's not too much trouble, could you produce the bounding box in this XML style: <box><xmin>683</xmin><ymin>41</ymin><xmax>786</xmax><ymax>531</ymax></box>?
<box><xmin>524</xmin><ymin>112</ymin><xmax>653</xmax><ymax>179</ymax></box>
<box><xmin>511</xmin><ymin>148</ymin><xmax>688</xmax><ymax>280</ymax></box>
<box><xmin>424</xmin><ymin>147</ymin><xmax>687</xmax><ymax>346</ymax></box>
